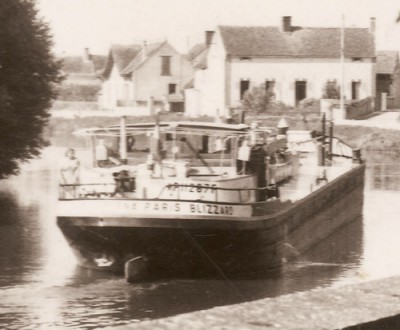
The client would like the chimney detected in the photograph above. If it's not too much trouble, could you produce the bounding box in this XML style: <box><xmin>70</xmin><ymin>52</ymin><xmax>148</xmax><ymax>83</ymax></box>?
<box><xmin>142</xmin><ymin>40</ymin><xmax>147</xmax><ymax>61</ymax></box>
<box><xmin>370</xmin><ymin>17</ymin><xmax>376</xmax><ymax>34</ymax></box>
<box><xmin>83</xmin><ymin>47</ymin><xmax>91</xmax><ymax>61</ymax></box>
<box><xmin>282</xmin><ymin>16</ymin><xmax>292</xmax><ymax>32</ymax></box>
<box><xmin>205</xmin><ymin>31</ymin><xmax>215</xmax><ymax>46</ymax></box>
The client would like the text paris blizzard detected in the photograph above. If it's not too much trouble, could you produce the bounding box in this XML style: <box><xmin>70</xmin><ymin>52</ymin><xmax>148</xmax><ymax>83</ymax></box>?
<box><xmin>122</xmin><ymin>200</ymin><xmax>249</xmax><ymax>217</ymax></box>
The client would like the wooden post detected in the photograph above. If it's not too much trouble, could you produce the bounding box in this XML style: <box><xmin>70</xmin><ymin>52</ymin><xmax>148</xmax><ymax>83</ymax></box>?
<box><xmin>321</xmin><ymin>112</ymin><xmax>326</xmax><ymax>166</ymax></box>
<box><xmin>328</xmin><ymin>120</ymin><xmax>333</xmax><ymax>161</ymax></box>
<box><xmin>90</xmin><ymin>135</ymin><xmax>97</xmax><ymax>167</ymax></box>
<box><xmin>119</xmin><ymin>115</ymin><xmax>127</xmax><ymax>163</ymax></box>
<box><xmin>381</xmin><ymin>92</ymin><xmax>387</xmax><ymax>111</ymax></box>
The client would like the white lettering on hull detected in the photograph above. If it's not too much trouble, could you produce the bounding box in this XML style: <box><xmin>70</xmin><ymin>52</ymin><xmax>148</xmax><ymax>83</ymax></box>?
<box><xmin>57</xmin><ymin>200</ymin><xmax>251</xmax><ymax>218</ymax></box>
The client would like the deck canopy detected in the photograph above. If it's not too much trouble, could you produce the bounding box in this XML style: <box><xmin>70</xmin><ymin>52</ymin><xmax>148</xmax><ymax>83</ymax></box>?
<box><xmin>74</xmin><ymin>121</ymin><xmax>251</xmax><ymax>138</ymax></box>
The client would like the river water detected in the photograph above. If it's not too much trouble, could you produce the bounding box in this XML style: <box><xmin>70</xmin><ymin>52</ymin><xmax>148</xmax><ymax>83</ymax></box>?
<box><xmin>0</xmin><ymin>150</ymin><xmax>400</xmax><ymax>329</ymax></box>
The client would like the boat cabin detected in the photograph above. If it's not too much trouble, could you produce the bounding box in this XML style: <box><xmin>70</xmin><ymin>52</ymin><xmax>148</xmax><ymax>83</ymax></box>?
<box><xmin>61</xmin><ymin>121</ymin><xmax>291</xmax><ymax>203</ymax></box>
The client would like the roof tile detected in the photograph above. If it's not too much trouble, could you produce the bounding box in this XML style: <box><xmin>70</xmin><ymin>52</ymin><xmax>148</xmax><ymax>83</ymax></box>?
<box><xmin>121</xmin><ymin>42</ymin><xmax>164</xmax><ymax>75</ymax></box>
<box><xmin>219</xmin><ymin>26</ymin><xmax>375</xmax><ymax>58</ymax></box>
<box><xmin>110</xmin><ymin>44</ymin><xmax>142</xmax><ymax>71</ymax></box>
<box><xmin>376</xmin><ymin>51</ymin><xmax>399</xmax><ymax>74</ymax></box>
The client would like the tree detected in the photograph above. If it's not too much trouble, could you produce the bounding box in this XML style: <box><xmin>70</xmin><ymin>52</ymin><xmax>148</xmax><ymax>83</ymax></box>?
<box><xmin>241</xmin><ymin>84</ymin><xmax>274</xmax><ymax>113</ymax></box>
<box><xmin>0</xmin><ymin>0</ymin><xmax>61</xmax><ymax>177</ymax></box>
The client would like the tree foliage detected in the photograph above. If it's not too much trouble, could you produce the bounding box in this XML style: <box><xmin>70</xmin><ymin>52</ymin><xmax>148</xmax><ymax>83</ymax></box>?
<box><xmin>322</xmin><ymin>81</ymin><xmax>340</xmax><ymax>99</ymax></box>
<box><xmin>0</xmin><ymin>0</ymin><xmax>61</xmax><ymax>177</ymax></box>
<box><xmin>241</xmin><ymin>84</ymin><xmax>274</xmax><ymax>113</ymax></box>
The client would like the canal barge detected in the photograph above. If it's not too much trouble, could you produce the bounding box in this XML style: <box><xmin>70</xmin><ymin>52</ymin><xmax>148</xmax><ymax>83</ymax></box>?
<box><xmin>56</xmin><ymin>119</ymin><xmax>364</xmax><ymax>280</ymax></box>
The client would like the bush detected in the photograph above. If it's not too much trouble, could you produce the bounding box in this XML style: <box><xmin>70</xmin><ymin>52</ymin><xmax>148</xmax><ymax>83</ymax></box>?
<box><xmin>241</xmin><ymin>84</ymin><xmax>275</xmax><ymax>113</ymax></box>
<box><xmin>322</xmin><ymin>81</ymin><xmax>340</xmax><ymax>99</ymax></box>
<box><xmin>56</xmin><ymin>83</ymin><xmax>101</xmax><ymax>102</ymax></box>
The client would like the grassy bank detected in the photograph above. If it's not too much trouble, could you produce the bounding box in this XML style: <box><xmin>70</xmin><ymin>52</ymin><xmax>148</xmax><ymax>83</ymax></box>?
<box><xmin>44</xmin><ymin>113</ymin><xmax>400</xmax><ymax>153</ymax></box>
<box><xmin>334</xmin><ymin>125</ymin><xmax>400</xmax><ymax>152</ymax></box>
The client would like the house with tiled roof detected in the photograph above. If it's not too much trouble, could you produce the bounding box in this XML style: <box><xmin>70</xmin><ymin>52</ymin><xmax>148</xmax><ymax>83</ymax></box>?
<box><xmin>376</xmin><ymin>51</ymin><xmax>400</xmax><ymax>110</ymax></box>
<box><xmin>57</xmin><ymin>48</ymin><xmax>106</xmax><ymax>104</ymax></box>
<box><xmin>99</xmin><ymin>41</ymin><xmax>194</xmax><ymax>113</ymax></box>
<box><xmin>59</xmin><ymin>48</ymin><xmax>106</xmax><ymax>85</ymax></box>
<box><xmin>185</xmin><ymin>17</ymin><xmax>376</xmax><ymax>117</ymax></box>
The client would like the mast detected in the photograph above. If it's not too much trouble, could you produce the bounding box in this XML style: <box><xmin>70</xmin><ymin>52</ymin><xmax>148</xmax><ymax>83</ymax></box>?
<box><xmin>340</xmin><ymin>14</ymin><xmax>345</xmax><ymax>117</ymax></box>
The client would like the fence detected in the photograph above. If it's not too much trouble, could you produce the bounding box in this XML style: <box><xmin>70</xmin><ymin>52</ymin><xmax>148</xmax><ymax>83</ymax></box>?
<box><xmin>345</xmin><ymin>97</ymin><xmax>374</xmax><ymax>119</ymax></box>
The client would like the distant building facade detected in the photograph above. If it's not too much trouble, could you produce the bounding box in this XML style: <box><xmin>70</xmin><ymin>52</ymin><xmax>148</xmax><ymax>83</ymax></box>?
<box><xmin>57</xmin><ymin>48</ymin><xmax>106</xmax><ymax>103</ymax></box>
<box><xmin>376</xmin><ymin>51</ymin><xmax>400</xmax><ymax>110</ymax></box>
<box><xmin>185</xmin><ymin>17</ymin><xmax>376</xmax><ymax>117</ymax></box>
<box><xmin>99</xmin><ymin>41</ymin><xmax>194</xmax><ymax>114</ymax></box>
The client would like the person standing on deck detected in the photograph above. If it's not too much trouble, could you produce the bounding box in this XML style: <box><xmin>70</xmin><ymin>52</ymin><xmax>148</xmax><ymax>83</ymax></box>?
<box><xmin>95</xmin><ymin>139</ymin><xmax>109</xmax><ymax>167</ymax></box>
<box><xmin>59</xmin><ymin>148</ymin><xmax>80</xmax><ymax>198</ymax></box>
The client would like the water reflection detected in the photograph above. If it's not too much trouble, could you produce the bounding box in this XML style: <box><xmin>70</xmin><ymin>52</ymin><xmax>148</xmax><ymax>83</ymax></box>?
<box><xmin>0</xmin><ymin>151</ymin><xmax>398</xmax><ymax>329</ymax></box>
<box><xmin>366</xmin><ymin>152</ymin><xmax>400</xmax><ymax>191</ymax></box>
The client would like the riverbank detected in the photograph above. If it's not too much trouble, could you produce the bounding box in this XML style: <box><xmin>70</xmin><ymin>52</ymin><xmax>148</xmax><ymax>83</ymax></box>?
<box><xmin>106</xmin><ymin>275</ymin><xmax>400</xmax><ymax>330</ymax></box>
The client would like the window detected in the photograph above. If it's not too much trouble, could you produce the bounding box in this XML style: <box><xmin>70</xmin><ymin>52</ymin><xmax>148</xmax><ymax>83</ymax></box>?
<box><xmin>161</xmin><ymin>56</ymin><xmax>171</xmax><ymax>76</ymax></box>
<box><xmin>168</xmin><ymin>83</ymin><xmax>177</xmax><ymax>94</ymax></box>
<box><xmin>351</xmin><ymin>81</ymin><xmax>361</xmax><ymax>100</ymax></box>
<box><xmin>295</xmin><ymin>80</ymin><xmax>307</xmax><ymax>104</ymax></box>
<box><xmin>240</xmin><ymin>57</ymin><xmax>251</xmax><ymax>62</ymax></box>
<box><xmin>352</xmin><ymin>57</ymin><xmax>362</xmax><ymax>62</ymax></box>
<box><xmin>240</xmin><ymin>79</ymin><xmax>250</xmax><ymax>99</ymax></box>
<box><xmin>265</xmin><ymin>80</ymin><xmax>275</xmax><ymax>92</ymax></box>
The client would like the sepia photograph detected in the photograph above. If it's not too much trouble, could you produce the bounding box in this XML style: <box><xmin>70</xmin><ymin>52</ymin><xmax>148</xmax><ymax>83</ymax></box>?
<box><xmin>1</xmin><ymin>0</ymin><xmax>400</xmax><ymax>329</ymax></box>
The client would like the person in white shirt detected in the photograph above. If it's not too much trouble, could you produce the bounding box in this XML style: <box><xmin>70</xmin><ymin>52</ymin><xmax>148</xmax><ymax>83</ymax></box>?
<box><xmin>59</xmin><ymin>148</ymin><xmax>80</xmax><ymax>198</ymax></box>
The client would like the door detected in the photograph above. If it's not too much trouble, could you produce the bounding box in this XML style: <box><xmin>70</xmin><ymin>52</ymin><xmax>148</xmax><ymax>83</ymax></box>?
<box><xmin>240</xmin><ymin>79</ymin><xmax>250</xmax><ymax>99</ymax></box>
<box><xmin>295</xmin><ymin>81</ymin><xmax>307</xmax><ymax>104</ymax></box>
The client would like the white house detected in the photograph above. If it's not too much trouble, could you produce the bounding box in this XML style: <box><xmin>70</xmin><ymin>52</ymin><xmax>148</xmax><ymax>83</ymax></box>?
<box><xmin>186</xmin><ymin>17</ymin><xmax>376</xmax><ymax>117</ymax></box>
<box><xmin>99</xmin><ymin>41</ymin><xmax>194</xmax><ymax>114</ymax></box>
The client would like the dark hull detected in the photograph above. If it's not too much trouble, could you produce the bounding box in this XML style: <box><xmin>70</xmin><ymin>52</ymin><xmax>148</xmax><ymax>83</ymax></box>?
<box><xmin>57</xmin><ymin>165</ymin><xmax>365</xmax><ymax>279</ymax></box>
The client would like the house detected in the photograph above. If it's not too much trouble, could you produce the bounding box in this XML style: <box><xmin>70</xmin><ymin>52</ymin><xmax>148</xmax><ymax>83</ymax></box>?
<box><xmin>185</xmin><ymin>17</ymin><xmax>376</xmax><ymax>117</ymax></box>
<box><xmin>185</xmin><ymin>33</ymin><xmax>212</xmax><ymax>117</ymax></box>
<box><xmin>57</xmin><ymin>49</ymin><xmax>106</xmax><ymax>103</ymax></box>
<box><xmin>376</xmin><ymin>51</ymin><xmax>400</xmax><ymax>110</ymax></box>
<box><xmin>99</xmin><ymin>41</ymin><xmax>194</xmax><ymax>114</ymax></box>
<box><xmin>59</xmin><ymin>48</ymin><xmax>106</xmax><ymax>85</ymax></box>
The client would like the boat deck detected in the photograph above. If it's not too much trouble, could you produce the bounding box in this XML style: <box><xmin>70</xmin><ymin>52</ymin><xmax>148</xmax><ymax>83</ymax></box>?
<box><xmin>279</xmin><ymin>154</ymin><xmax>356</xmax><ymax>203</ymax></box>
<box><xmin>60</xmin><ymin>151</ymin><xmax>357</xmax><ymax>205</ymax></box>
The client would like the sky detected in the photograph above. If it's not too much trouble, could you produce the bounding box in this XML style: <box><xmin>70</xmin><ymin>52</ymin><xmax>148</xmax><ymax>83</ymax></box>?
<box><xmin>36</xmin><ymin>0</ymin><xmax>400</xmax><ymax>56</ymax></box>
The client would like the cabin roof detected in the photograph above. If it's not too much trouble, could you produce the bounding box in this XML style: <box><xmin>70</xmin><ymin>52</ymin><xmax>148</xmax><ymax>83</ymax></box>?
<box><xmin>74</xmin><ymin>121</ymin><xmax>250</xmax><ymax>137</ymax></box>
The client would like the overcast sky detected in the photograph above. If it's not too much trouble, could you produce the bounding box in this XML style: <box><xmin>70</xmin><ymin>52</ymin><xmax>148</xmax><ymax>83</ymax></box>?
<box><xmin>37</xmin><ymin>0</ymin><xmax>400</xmax><ymax>55</ymax></box>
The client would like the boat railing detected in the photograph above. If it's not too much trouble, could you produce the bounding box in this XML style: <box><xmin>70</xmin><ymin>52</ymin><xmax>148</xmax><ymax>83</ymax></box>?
<box><xmin>59</xmin><ymin>182</ymin><xmax>116</xmax><ymax>199</ymax></box>
<box><xmin>58</xmin><ymin>181</ymin><xmax>280</xmax><ymax>202</ymax></box>
<box><xmin>157</xmin><ymin>183</ymin><xmax>278</xmax><ymax>203</ymax></box>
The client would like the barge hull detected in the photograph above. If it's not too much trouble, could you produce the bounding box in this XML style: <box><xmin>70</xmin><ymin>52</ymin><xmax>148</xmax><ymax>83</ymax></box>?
<box><xmin>57</xmin><ymin>165</ymin><xmax>364</xmax><ymax>278</ymax></box>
